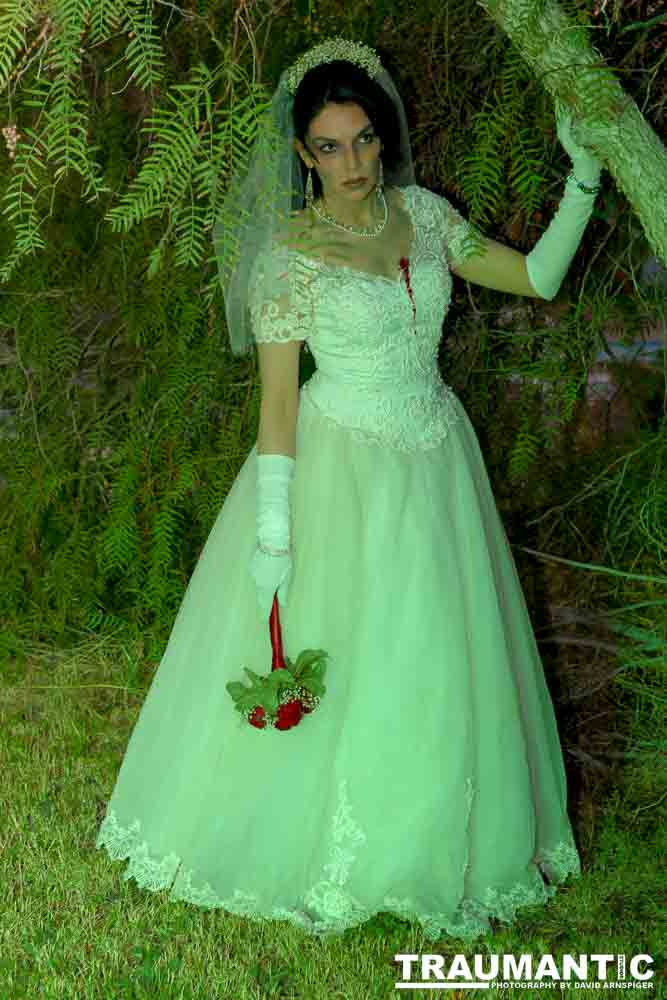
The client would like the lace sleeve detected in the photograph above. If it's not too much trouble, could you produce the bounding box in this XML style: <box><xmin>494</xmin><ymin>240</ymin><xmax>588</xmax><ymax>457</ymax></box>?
<box><xmin>248</xmin><ymin>243</ymin><xmax>318</xmax><ymax>345</ymax></box>
<box><xmin>446</xmin><ymin>201</ymin><xmax>486</xmax><ymax>270</ymax></box>
<box><xmin>425</xmin><ymin>187</ymin><xmax>486</xmax><ymax>272</ymax></box>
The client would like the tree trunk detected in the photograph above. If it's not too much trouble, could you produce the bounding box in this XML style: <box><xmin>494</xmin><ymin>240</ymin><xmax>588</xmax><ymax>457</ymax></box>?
<box><xmin>476</xmin><ymin>0</ymin><xmax>666</xmax><ymax>266</ymax></box>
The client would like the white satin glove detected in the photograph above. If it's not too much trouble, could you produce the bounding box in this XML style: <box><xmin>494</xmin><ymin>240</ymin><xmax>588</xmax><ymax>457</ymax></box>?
<box><xmin>526</xmin><ymin>105</ymin><xmax>604</xmax><ymax>302</ymax></box>
<box><xmin>554</xmin><ymin>99</ymin><xmax>605</xmax><ymax>181</ymax></box>
<box><xmin>250</xmin><ymin>453</ymin><xmax>295</xmax><ymax>621</ymax></box>
<box><xmin>250</xmin><ymin>547</ymin><xmax>292</xmax><ymax>622</ymax></box>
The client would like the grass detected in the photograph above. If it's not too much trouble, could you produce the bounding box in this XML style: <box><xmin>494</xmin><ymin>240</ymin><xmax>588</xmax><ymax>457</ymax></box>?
<box><xmin>1</xmin><ymin>635</ymin><xmax>665</xmax><ymax>1000</ymax></box>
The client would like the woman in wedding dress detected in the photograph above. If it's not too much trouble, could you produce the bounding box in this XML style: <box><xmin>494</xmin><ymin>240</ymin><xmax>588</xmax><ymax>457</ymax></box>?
<box><xmin>95</xmin><ymin>38</ymin><xmax>603</xmax><ymax>942</ymax></box>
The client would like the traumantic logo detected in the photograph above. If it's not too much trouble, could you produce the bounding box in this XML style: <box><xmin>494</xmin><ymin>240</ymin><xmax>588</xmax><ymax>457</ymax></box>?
<box><xmin>394</xmin><ymin>953</ymin><xmax>655</xmax><ymax>990</ymax></box>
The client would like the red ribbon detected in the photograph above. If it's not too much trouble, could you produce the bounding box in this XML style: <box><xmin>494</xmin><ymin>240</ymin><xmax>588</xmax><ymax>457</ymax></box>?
<box><xmin>269</xmin><ymin>592</ymin><xmax>286</xmax><ymax>672</ymax></box>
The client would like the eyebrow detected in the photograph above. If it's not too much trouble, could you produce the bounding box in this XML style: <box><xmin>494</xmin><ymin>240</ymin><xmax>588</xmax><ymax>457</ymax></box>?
<box><xmin>311</xmin><ymin>125</ymin><xmax>374</xmax><ymax>143</ymax></box>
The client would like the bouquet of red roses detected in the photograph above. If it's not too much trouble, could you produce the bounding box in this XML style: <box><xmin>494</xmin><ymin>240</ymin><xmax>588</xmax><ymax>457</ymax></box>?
<box><xmin>226</xmin><ymin>592</ymin><xmax>328</xmax><ymax>730</ymax></box>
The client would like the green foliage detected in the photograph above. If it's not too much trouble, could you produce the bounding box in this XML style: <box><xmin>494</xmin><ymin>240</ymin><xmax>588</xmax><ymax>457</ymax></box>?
<box><xmin>0</xmin><ymin>1</ymin><xmax>665</xmax><ymax>975</ymax></box>
<box><xmin>0</xmin><ymin>0</ymin><xmax>664</xmax><ymax>671</ymax></box>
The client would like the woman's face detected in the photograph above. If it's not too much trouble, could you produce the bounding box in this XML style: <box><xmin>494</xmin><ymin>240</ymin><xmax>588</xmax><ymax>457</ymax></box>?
<box><xmin>294</xmin><ymin>101</ymin><xmax>382</xmax><ymax>201</ymax></box>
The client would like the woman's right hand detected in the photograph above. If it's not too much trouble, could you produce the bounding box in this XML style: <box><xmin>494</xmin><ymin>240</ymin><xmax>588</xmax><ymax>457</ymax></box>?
<box><xmin>249</xmin><ymin>545</ymin><xmax>293</xmax><ymax>621</ymax></box>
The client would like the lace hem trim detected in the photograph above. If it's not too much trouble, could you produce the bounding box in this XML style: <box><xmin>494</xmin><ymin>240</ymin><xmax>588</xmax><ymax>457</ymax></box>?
<box><xmin>95</xmin><ymin>805</ymin><xmax>581</xmax><ymax>942</ymax></box>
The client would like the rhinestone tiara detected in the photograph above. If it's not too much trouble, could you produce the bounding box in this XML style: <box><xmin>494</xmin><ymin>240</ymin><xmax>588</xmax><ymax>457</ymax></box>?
<box><xmin>284</xmin><ymin>36</ymin><xmax>383</xmax><ymax>97</ymax></box>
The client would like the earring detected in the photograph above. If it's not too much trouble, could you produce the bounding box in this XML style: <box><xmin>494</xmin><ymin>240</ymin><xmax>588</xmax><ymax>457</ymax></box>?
<box><xmin>378</xmin><ymin>158</ymin><xmax>384</xmax><ymax>192</ymax></box>
<box><xmin>305</xmin><ymin>167</ymin><xmax>314</xmax><ymax>208</ymax></box>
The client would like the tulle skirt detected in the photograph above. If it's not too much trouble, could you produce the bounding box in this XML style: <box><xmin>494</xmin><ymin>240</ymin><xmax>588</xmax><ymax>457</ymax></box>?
<box><xmin>95</xmin><ymin>386</ymin><xmax>581</xmax><ymax>941</ymax></box>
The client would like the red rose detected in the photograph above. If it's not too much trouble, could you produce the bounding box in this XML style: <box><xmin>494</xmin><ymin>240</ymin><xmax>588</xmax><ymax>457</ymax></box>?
<box><xmin>248</xmin><ymin>705</ymin><xmax>267</xmax><ymax>729</ymax></box>
<box><xmin>275</xmin><ymin>697</ymin><xmax>304</xmax><ymax>730</ymax></box>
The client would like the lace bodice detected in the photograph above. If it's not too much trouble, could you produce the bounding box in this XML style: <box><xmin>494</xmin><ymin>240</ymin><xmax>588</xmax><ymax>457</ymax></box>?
<box><xmin>248</xmin><ymin>184</ymin><xmax>485</xmax><ymax>453</ymax></box>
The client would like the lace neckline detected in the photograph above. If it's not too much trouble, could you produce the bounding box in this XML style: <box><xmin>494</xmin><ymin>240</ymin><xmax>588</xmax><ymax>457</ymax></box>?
<box><xmin>290</xmin><ymin>185</ymin><xmax>418</xmax><ymax>286</ymax></box>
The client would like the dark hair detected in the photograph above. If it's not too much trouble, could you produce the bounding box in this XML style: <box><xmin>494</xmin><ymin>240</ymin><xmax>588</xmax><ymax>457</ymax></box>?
<box><xmin>292</xmin><ymin>59</ymin><xmax>405</xmax><ymax>203</ymax></box>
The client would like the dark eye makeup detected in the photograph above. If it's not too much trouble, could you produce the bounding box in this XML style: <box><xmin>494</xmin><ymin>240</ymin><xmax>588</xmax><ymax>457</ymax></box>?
<box><xmin>318</xmin><ymin>133</ymin><xmax>376</xmax><ymax>154</ymax></box>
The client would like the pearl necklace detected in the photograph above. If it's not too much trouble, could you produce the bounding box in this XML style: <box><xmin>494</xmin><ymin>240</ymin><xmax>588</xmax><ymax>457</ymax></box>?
<box><xmin>311</xmin><ymin>185</ymin><xmax>388</xmax><ymax>238</ymax></box>
<box><xmin>310</xmin><ymin>182</ymin><xmax>417</xmax><ymax>334</ymax></box>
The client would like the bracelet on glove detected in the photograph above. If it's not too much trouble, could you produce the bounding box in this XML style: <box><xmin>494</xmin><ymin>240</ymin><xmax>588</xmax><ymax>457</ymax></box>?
<box><xmin>258</xmin><ymin>541</ymin><xmax>291</xmax><ymax>556</ymax></box>
<box><xmin>570</xmin><ymin>168</ymin><xmax>601</xmax><ymax>195</ymax></box>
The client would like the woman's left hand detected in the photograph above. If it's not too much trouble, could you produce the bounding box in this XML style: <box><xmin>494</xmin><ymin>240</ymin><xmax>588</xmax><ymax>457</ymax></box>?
<box><xmin>554</xmin><ymin>99</ymin><xmax>604</xmax><ymax>179</ymax></box>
